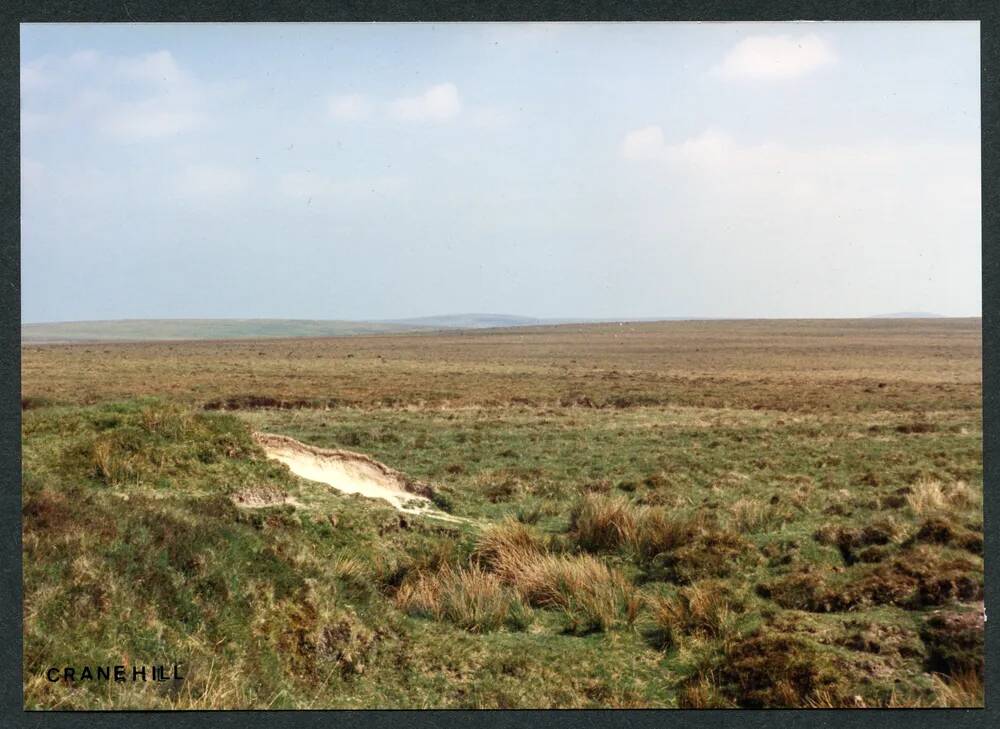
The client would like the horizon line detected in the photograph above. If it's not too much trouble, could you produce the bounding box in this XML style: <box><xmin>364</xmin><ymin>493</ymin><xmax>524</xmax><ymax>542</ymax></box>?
<box><xmin>20</xmin><ymin>312</ymin><xmax>981</xmax><ymax>327</ymax></box>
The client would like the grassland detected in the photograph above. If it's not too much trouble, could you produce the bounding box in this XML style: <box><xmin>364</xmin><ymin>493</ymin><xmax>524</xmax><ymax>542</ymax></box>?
<box><xmin>21</xmin><ymin>318</ymin><xmax>984</xmax><ymax>708</ymax></box>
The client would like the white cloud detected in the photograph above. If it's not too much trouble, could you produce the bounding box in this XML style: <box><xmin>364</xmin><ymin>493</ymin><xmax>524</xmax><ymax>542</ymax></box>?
<box><xmin>616</xmin><ymin>125</ymin><xmax>979</xmax><ymax>317</ymax></box>
<box><xmin>115</xmin><ymin>49</ymin><xmax>185</xmax><ymax>86</ymax></box>
<box><xmin>621</xmin><ymin>125</ymin><xmax>946</xmax><ymax>191</ymax></box>
<box><xmin>389</xmin><ymin>83</ymin><xmax>461</xmax><ymax>122</ymax></box>
<box><xmin>21</xmin><ymin>49</ymin><xmax>220</xmax><ymax>142</ymax></box>
<box><xmin>715</xmin><ymin>34</ymin><xmax>836</xmax><ymax>80</ymax></box>
<box><xmin>98</xmin><ymin>51</ymin><xmax>206</xmax><ymax>140</ymax></box>
<box><xmin>328</xmin><ymin>93</ymin><xmax>371</xmax><ymax>121</ymax></box>
<box><xmin>174</xmin><ymin>164</ymin><xmax>249</xmax><ymax>198</ymax></box>
<box><xmin>622</xmin><ymin>126</ymin><xmax>740</xmax><ymax>166</ymax></box>
<box><xmin>622</xmin><ymin>125</ymin><xmax>669</xmax><ymax>161</ymax></box>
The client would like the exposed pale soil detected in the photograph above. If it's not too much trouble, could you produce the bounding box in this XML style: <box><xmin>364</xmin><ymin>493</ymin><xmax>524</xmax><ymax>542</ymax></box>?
<box><xmin>253</xmin><ymin>432</ymin><xmax>464</xmax><ymax>522</ymax></box>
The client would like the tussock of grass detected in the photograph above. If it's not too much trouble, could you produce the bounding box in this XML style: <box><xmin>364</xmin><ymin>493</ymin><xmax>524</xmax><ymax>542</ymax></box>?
<box><xmin>568</xmin><ymin>492</ymin><xmax>708</xmax><ymax>561</ymax></box>
<box><xmin>630</xmin><ymin>508</ymin><xmax>707</xmax><ymax>561</ymax></box>
<box><xmin>473</xmin><ymin>518</ymin><xmax>547</xmax><ymax>573</ymax></box>
<box><xmin>906</xmin><ymin>479</ymin><xmax>948</xmax><ymax>515</ymax></box>
<box><xmin>474</xmin><ymin>519</ymin><xmax>636</xmax><ymax>633</ymax></box>
<box><xmin>329</xmin><ymin>554</ymin><xmax>372</xmax><ymax>586</ymax></box>
<box><xmin>569</xmin><ymin>493</ymin><xmax>637</xmax><ymax>551</ymax></box>
<box><xmin>394</xmin><ymin>564</ymin><xmax>528</xmax><ymax>633</ymax></box>
<box><xmin>920</xmin><ymin>607</ymin><xmax>984</xmax><ymax>677</ymax></box>
<box><xmin>906</xmin><ymin>478</ymin><xmax>981</xmax><ymax>517</ymax></box>
<box><xmin>511</xmin><ymin>553</ymin><xmax>634</xmax><ymax>631</ymax></box>
<box><xmin>676</xmin><ymin>672</ymin><xmax>736</xmax><ymax>709</ymax></box>
<box><xmin>929</xmin><ymin>670</ymin><xmax>984</xmax><ymax>707</ymax></box>
<box><xmin>948</xmin><ymin>480</ymin><xmax>981</xmax><ymax>509</ymax></box>
<box><xmin>729</xmin><ymin>497</ymin><xmax>791</xmax><ymax>534</ymax></box>
<box><xmin>77</xmin><ymin>402</ymin><xmax>257</xmax><ymax>488</ymax></box>
<box><xmin>647</xmin><ymin>580</ymin><xmax>749</xmax><ymax>649</ymax></box>
<box><xmin>568</xmin><ymin>493</ymin><xmax>762</xmax><ymax>585</ymax></box>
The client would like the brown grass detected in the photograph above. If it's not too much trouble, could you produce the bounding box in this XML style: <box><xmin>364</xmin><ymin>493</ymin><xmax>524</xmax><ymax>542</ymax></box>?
<box><xmin>929</xmin><ymin>670</ymin><xmax>984</xmax><ymax>707</ymax></box>
<box><xmin>648</xmin><ymin>580</ymin><xmax>748</xmax><ymax>649</ymax></box>
<box><xmin>394</xmin><ymin>564</ymin><xmax>526</xmax><ymax>633</ymax></box>
<box><xmin>21</xmin><ymin>319</ymin><xmax>982</xmax><ymax>413</ymax></box>
<box><xmin>569</xmin><ymin>493</ymin><xmax>638</xmax><ymax>551</ymax></box>
<box><xmin>906</xmin><ymin>479</ymin><xmax>949</xmax><ymax>515</ymax></box>
<box><xmin>474</xmin><ymin>519</ymin><xmax>636</xmax><ymax>633</ymax></box>
<box><xmin>630</xmin><ymin>508</ymin><xmax>706</xmax><ymax>561</ymax></box>
<box><xmin>729</xmin><ymin>497</ymin><xmax>791</xmax><ymax>534</ymax></box>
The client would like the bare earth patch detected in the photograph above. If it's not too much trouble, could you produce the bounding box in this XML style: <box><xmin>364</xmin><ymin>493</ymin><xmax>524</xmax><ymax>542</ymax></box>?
<box><xmin>253</xmin><ymin>432</ymin><xmax>464</xmax><ymax>523</ymax></box>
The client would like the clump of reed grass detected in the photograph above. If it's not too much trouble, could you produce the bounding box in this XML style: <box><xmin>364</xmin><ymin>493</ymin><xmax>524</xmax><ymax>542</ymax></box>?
<box><xmin>394</xmin><ymin>564</ymin><xmax>528</xmax><ymax>633</ymax></box>
<box><xmin>647</xmin><ymin>579</ymin><xmax>748</xmax><ymax>649</ymax></box>
<box><xmin>568</xmin><ymin>492</ymin><xmax>705</xmax><ymax>560</ymax></box>
<box><xmin>473</xmin><ymin>518</ymin><xmax>636</xmax><ymax>633</ymax></box>
<box><xmin>906</xmin><ymin>478</ymin><xmax>981</xmax><ymax>517</ymax></box>
<box><xmin>569</xmin><ymin>493</ymin><xmax>638</xmax><ymax>551</ymax></box>
<box><xmin>729</xmin><ymin>497</ymin><xmax>791</xmax><ymax>534</ymax></box>
<box><xmin>929</xmin><ymin>670</ymin><xmax>984</xmax><ymax>707</ymax></box>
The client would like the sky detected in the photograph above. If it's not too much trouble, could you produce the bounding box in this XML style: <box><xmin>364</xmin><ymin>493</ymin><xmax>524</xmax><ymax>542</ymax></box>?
<box><xmin>20</xmin><ymin>22</ymin><xmax>981</xmax><ymax>322</ymax></box>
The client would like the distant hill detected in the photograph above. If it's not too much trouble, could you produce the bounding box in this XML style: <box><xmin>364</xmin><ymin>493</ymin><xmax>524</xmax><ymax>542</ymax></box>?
<box><xmin>868</xmin><ymin>312</ymin><xmax>945</xmax><ymax>319</ymax></box>
<box><xmin>21</xmin><ymin>318</ymin><xmax>429</xmax><ymax>343</ymax></box>
<box><xmin>22</xmin><ymin>313</ymin><xmax>973</xmax><ymax>344</ymax></box>
<box><xmin>20</xmin><ymin>315</ymin><xmax>559</xmax><ymax>343</ymax></box>
<box><xmin>385</xmin><ymin>313</ymin><xmax>546</xmax><ymax>329</ymax></box>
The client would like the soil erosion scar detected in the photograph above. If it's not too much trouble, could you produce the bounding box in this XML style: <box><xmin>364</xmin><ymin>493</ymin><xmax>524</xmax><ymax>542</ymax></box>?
<box><xmin>253</xmin><ymin>432</ymin><xmax>465</xmax><ymax>523</ymax></box>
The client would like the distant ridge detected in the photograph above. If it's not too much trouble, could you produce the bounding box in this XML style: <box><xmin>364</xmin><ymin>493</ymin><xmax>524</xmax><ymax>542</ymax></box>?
<box><xmin>20</xmin><ymin>315</ymin><xmax>557</xmax><ymax>343</ymax></box>
<box><xmin>868</xmin><ymin>312</ymin><xmax>944</xmax><ymax>319</ymax></box>
<box><xmin>22</xmin><ymin>313</ymin><xmax>973</xmax><ymax>343</ymax></box>
<box><xmin>385</xmin><ymin>313</ymin><xmax>547</xmax><ymax>329</ymax></box>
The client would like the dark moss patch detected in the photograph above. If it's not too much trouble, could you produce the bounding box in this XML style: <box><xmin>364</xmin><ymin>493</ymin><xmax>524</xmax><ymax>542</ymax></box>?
<box><xmin>712</xmin><ymin>629</ymin><xmax>851</xmax><ymax>708</ymax></box>
<box><xmin>648</xmin><ymin>529</ymin><xmax>760</xmax><ymax>584</ymax></box>
<box><xmin>920</xmin><ymin>607</ymin><xmax>984</xmax><ymax>677</ymax></box>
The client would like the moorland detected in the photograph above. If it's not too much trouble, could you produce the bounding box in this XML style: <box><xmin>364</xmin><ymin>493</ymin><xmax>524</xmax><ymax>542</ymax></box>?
<box><xmin>21</xmin><ymin>318</ymin><xmax>984</xmax><ymax>708</ymax></box>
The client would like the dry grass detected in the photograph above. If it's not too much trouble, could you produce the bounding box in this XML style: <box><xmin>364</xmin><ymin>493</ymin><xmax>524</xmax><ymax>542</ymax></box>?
<box><xmin>569</xmin><ymin>493</ymin><xmax>638</xmax><ymax>551</ymax></box>
<box><xmin>21</xmin><ymin>318</ymin><xmax>983</xmax><ymax>413</ymax></box>
<box><xmin>513</xmin><ymin>552</ymin><xmax>636</xmax><ymax>633</ymax></box>
<box><xmin>946</xmin><ymin>480</ymin><xmax>982</xmax><ymax>510</ymax></box>
<box><xmin>473</xmin><ymin>518</ymin><xmax>547</xmax><ymax>574</ymax></box>
<box><xmin>629</xmin><ymin>508</ymin><xmax>705</xmax><ymax>561</ymax></box>
<box><xmin>569</xmin><ymin>492</ymin><xmax>708</xmax><ymax>563</ymax></box>
<box><xmin>474</xmin><ymin>519</ymin><xmax>636</xmax><ymax>633</ymax></box>
<box><xmin>906</xmin><ymin>479</ymin><xmax>949</xmax><ymax>515</ymax></box>
<box><xmin>394</xmin><ymin>564</ymin><xmax>526</xmax><ymax>633</ymax></box>
<box><xmin>568</xmin><ymin>494</ymin><xmax>756</xmax><ymax>586</ymax></box>
<box><xmin>907</xmin><ymin>478</ymin><xmax>982</xmax><ymax>517</ymax></box>
<box><xmin>648</xmin><ymin>580</ymin><xmax>748</xmax><ymax>649</ymax></box>
<box><xmin>329</xmin><ymin>555</ymin><xmax>371</xmax><ymax>585</ymax></box>
<box><xmin>929</xmin><ymin>670</ymin><xmax>984</xmax><ymax>707</ymax></box>
<box><xmin>729</xmin><ymin>497</ymin><xmax>790</xmax><ymax>533</ymax></box>
<box><xmin>676</xmin><ymin>671</ymin><xmax>736</xmax><ymax>709</ymax></box>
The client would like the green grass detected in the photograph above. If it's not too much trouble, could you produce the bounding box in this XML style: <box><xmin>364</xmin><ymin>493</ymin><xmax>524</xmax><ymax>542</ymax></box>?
<box><xmin>22</xmin><ymin>396</ymin><xmax>983</xmax><ymax>708</ymax></box>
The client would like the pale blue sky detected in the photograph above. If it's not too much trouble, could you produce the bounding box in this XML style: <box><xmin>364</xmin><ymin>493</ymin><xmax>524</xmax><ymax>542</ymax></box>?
<box><xmin>21</xmin><ymin>22</ymin><xmax>981</xmax><ymax>322</ymax></box>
